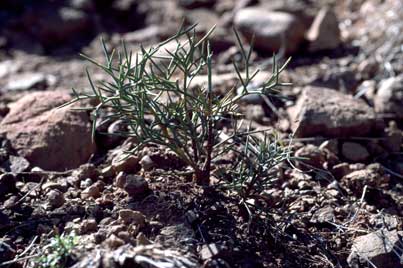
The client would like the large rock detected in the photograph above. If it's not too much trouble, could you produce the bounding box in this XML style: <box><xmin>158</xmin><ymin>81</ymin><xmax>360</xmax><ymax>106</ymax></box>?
<box><xmin>374</xmin><ymin>75</ymin><xmax>403</xmax><ymax>119</ymax></box>
<box><xmin>0</xmin><ymin>91</ymin><xmax>95</xmax><ymax>171</ymax></box>
<box><xmin>21</xmin><ymin>7</ymin><xmax>92</xmax><ymax>48</ymax></box>
<box><xmin>347</xmin><ymin>230</ymin><xmax>403</xmax><ymax>268</ymax></box>
<box><xmin>288</xmin><ymin>87</ymin><xmax>379</xmax><ymax>137</ymax></box>
<box><xmin>234</xmin><ymin>7</ymin><xmax>306</xmax><ymax>54</ymax></box>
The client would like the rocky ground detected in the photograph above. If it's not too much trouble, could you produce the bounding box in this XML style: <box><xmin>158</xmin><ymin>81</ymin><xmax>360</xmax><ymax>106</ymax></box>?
<box><xmin>0</xmin><ymin>0</ymin><xmax>402</xmax><ymax>267</ymax></box>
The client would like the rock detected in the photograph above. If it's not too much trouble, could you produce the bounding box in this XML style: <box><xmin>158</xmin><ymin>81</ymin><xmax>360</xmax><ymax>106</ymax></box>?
<box><xmin>342</xmin><ymin>142</ymin><xmax>370</xmax><ymax>162</ymax></box>
<box><xmin>288</xmin><ymin>87</ymin><xmax>378</xmax><ymax>138</ymax></box>
<box><xmin>3</xmin><ymin>155</ymin><xmax>30</xmax><ymax>173</ymax></box>
<box><xmin>342</xmin><ymin>165</ymin><xmax>390</xmax><ymax>194</ymax></box>
<box><xmin>22</xmin><ymin>7</ymin><xmax>93</xmax><ymax>48</ymax></box>
<box><xmin>0</xmin><ymin>91</ymin><xmax>96</xmax><ymax>171</ymax></box>
<box><xmin>374</xmin><ymin>75</ymin><xmax>403</xmax><ymax>119</ymax></box>
<box><xmin>114</xmin><ymin>172</ymin><xmax>126</xmax><ymax>188</ymax></box>
<box><xmin>0</xmin><ymin>174</ymin><xmax>16</xmax><ymax>198</ymax></box>
<box><xmin>80</xmin><ymin>219</ymin><xmax>98</xmax><ymax>234</ymax></box>
<box><xmin>139</xmin><ymin>155</ymin><xmax>155</xmax><ymax>171</ymax></box>
<box><xmin>310</xmin><ymin>206</ymin><xmax>335</xmax><ymax>224</ymax></box>
<box><xmin>111</xmin><ymin>153</ymin><xmax>139</xmax><ymax>174</ymax></box>
<box><xmin>4</xmin><ymin>73</ymin><xmax>54</xmax><ymax>92</ymax></box>
<box><xmin>46</xmin><ymin>189</ymin><xmax>65</xmax><ymax>209</ymax></box>
<box><xmin>306</xmin><ymin>8</ymin><xmax>340</xmax><ymax>52</ymax></box>
<box><xmin>123</xmin><ymin>175</ymin><xmax>149</xmax><ymax>198</ymax></box>
<box><xmin>200</xmin><ymin>243</ymin><xmax>228</xmax><ymax>260</ymax></box>
<box><xmin>118</xmin><ymin>209</ymin><xmax>146</xmax><ymax>227</ymax></box>
<box><xmin>234</xmin><ymin>8</ymin><xmax>306</xmax><ymax>54</ymax></box>
<box><xmin>295</xmin><ymin>144</ymin><xmax>326</xmax><ymax>169</ymax></box>
<box><xmin>73</xmin><ymin>163</ymin><xmax>99</xmax><ymax>180</ymax></box>
<box><xmin>347</xmin><ymin>230</ymin><xmax>403</xmax><ymax>268</ymax></box>
<box><xmin>155</xmin><ymin>224</ymin><xmax>195</xmax><ymax>250</ymax></box>
<box><xmin>81</xmin><ymin>185</ymin><xmax>101</xmax><ymax>199</ymax></box>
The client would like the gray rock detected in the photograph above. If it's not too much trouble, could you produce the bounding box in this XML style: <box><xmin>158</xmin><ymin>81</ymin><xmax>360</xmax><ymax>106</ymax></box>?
<box><xmin>342</xmin><ymin>142</ymin><xmax>370</xmax><ymax>162</ymax></box>
<box><xmin>46</xmin><ymin>189</ymin><xmax>65</xmax><ymax>209</ymax></box>
<box><xmin>347</xmin><ymin>230</ymin><xmax>403</xmax><ymax>268</ymax></box>
<box><xmin>118</xmin><ymin>209</ymin><xmax>146</xmax><ymax>227</ymax></box>
<box><xmin>7</xmin><ymin>155</ymin><xmax>30</xmax><ymax>173</ymax></box>
<box><xmin>375</xmin><ymin>75</ymin><xmax>403</xmax><ymax>119</ymax></box>
<box><xmin>234</xmin><ymin>7</ymin><xmax>306</xmax><ymax>54</ymax></box>
<box><xmin>123</xmin><ymin>175</ymin><xmax>149</xmax><ymax>198</ymax></box>
<box><xmin>288</xmin><ymin>86</ymin><xmax>379</xmax><ymax>138</ymax></box>
<box><xmin>139</xmin><ymin>155</ymin><xmax>155</xmax><ymax>171</ymax></box>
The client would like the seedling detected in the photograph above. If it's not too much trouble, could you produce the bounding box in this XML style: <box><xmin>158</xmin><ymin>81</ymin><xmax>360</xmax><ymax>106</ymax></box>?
<box><xmin>65</xmin><ymin>24</ymin><xmax>290</xmax><ymax>185</ymax></box>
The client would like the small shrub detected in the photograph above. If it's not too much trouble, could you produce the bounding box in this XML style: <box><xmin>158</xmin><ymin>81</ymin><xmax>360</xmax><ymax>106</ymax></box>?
<box><xmin>65</xmin><ymin>24</ymin><xmax>290</xmax><ymax>185</ymax></box>
<box><xmin>34</xmin><ymin>233</ymin><xmax>78</xmax><ymax>268</ymax></box>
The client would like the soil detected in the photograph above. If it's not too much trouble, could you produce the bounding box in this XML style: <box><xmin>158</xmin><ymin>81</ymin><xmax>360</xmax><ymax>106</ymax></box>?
<box><xmin>0</xmin><ymin>0</ymin><xmax>402</xmax><ymax>268</ymax></box>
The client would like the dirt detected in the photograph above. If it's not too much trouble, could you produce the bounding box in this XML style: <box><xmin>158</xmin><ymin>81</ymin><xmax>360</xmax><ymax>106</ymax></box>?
<box><xmin>0</xmin><ymin>0</ymin><xmax>402</xmax><ymax>268</ymax></box>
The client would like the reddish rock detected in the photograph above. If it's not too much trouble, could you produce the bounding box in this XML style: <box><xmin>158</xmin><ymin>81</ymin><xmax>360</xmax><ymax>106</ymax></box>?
<box><xmin>0</xmin><ymin>91</ymin><xmax>95</xmax><ymax>171</ymax></box>
<box><xmin>288</xmin><ymin>87</ymin><xmax>379</xmax><ymax>138</ymax></box>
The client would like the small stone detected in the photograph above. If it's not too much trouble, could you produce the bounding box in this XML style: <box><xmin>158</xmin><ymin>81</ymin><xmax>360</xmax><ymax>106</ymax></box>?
<box><xmin>80</xmin><ymin>178</ymin><xmax>93</xmax><ymax>189</ymax></box>
<box><xmin>311</xmin><ymin>207</ymin><xmax>335</xmax><ymax>224</ymax></box>
<box><xmin>200</xmin><ymin>243</ymin><xmax>227</xmax><ymax>260</ymax></box>
<box><xmin>81</xmin><ymin>185</ymin><xmax>101</xmax><ymax>199</ymax></box>
<box><xmin>115</xmin><ymin>171</ymin><xmax>126</xmax><ymax>188</ymax></box>
<box><xmin>118</xmin><ymin>209</ymin><xmax>146</xmax><ymax>227</ymax></box>
<box><xmin>46</xmin><ymin>190</ymin><xmax>65</xmax><ymax>208</ymax></box>
<box><xmin>80</xmin><ymin>219</ymin><xmax>98</xmax><ymax>234</ymax></box>
<box><xmin>73</xmin><ymin>163</ymin><xmax>98</xmax><ymax>180</ymax></box>
<box><xmin>342</xmin><ymin>142</ymin><xmax>370</xmax><ymax>162</ymax></box>
<box><xmin>306</xmin><ymin>8</ymin><xmax>341</xmax><ymax>52</ymax></box>
<box><xmin>374</xmin><ymin>75</ymin><xmax>403</xmax><ymax>119</ymax></box>
<box><xmin>295</xmin><ymin>144</ymin><xmax>326</xmax><ymax>169</ymax></box>
<box><xmin>123</xmin><ymin>175</ymin><xmax>149</xmax><ymax>198</ymax></box>
<box><xmin>5</xmin><ymin>155</ymin><xmax>30</xmax><ymax>173</ymax></box>
<box><xmin>347</xmin><ymin>230</ymin><xmax>403</xmax><ymax>268</ymax></box>
<box><xmin>139</xmin><ymin>155</ymin><xmax>155</xmax><ymax>171</ymax></box>
<box><xmin>112</xmin><ymin>153</ymin><xmax>139</xmax><ymax>174</ymax></box>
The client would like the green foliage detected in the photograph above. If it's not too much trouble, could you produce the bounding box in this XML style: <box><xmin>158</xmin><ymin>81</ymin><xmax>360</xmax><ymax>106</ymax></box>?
<box><xmin>34</xmin><ymin>233</ymin><xmax>78</xmax><ymax>268</ymax></box>
<box><xmin>65</xmin><ymin>24</ymin><xmax>290</xmax><ymax>184</ymax></box>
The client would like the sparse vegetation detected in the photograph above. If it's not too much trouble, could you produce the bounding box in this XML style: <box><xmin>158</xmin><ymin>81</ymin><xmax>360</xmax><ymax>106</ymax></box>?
<box><xmin>34</xmin><ymin>233</ymin><xmax>78</xmax><ymax>268</ymax></box>
<box><xmin>65</xmin><ymin>24</ymin><xmax>290</xmax><ymax>185</ymax></box>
